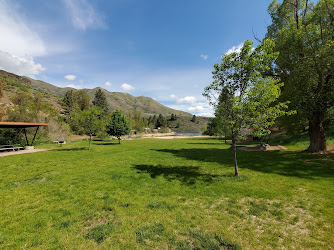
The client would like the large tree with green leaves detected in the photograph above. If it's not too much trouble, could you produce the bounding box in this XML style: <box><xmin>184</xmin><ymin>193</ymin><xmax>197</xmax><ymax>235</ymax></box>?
<box><xmin>77</xmin><ymin>106</ymin><xmax>105</xmax><ymax>150</ymax></box>
<box><xmin>204</xmin><ymin>39</ymin><xmax>290</xmax><ymax>176</ymax></box>
<box><xmin>106</xmin><ymin>109</ymin><xmax>131</xmax><ymax>144</ymax></box>
<box><xmin>266</xmin><ymin>0</ymin><xmax>334</xmax><ymax>152</ymax></box>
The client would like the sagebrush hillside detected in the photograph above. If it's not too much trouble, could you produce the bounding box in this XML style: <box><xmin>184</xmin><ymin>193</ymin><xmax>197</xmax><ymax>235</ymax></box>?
<box><xmin>26</xmin><ymin>76</ymin><xmax>191</xmax><ymax>117</ymax></box>
<box><xmin>1</xmin><ymin>70</ymin><xmax>208</xmax><ymax>132</ymax></box>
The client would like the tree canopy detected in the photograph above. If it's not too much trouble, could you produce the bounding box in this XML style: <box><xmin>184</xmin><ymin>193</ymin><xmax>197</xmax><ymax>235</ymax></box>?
<box><xmin>77</xmin><ymin>106</ymin><xmax>105</xmax><ymax>150</ymax></box>
<box><xmin>204</xmin><ymin>39</ymin><xmax>290</xmax><ymax>176</ymax></box>
<box><xmin>266</xmin><ymin>0</ymin><xmax>334</xmax><ymax>152</ymax></box>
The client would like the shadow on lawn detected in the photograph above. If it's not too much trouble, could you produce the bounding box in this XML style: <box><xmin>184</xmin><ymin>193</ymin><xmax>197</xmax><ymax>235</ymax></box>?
<box><xmin>154</xmin><ymin>148</ymin><xmax>334</xmax><ymax>179</ymax></box>
<box><xmin>93</xmin><ymin>142</ymin><xmax>119</xmax><ymax>146</ymax></box>
<box><xmin>133</xmin><ymin>164</ymin><xmax>221</xmax><ymax>185</ymax></box>
<box><xmin>52</xmin><ymin>147</ymin><xmax>87</xmax><ymax>151</ymax></box>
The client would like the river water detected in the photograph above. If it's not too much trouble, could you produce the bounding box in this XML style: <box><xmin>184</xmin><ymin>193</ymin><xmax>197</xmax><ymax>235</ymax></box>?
<box><xmin>174</xmin><ymin>132</ymin><xmax>202</xmax><ymax>136</ymax></box>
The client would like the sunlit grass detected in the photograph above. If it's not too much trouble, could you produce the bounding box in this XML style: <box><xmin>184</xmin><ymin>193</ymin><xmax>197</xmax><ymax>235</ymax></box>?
<box><xmin>0</xmin><ymin>137</ymin><xmax>333</xmax><ymax>249</ymax></box>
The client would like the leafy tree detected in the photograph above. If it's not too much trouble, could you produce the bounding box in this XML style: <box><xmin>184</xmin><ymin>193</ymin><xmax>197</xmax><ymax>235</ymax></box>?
<box><xmin>77</xmin><ymin>107</ymin><xmax>105</xmax><ymax>150</ymax></box>
<box><xmin>156</xmin><ymin>114</ymin><xmax>167</xmax><ymax>127</ymax></box>
<box><xmin>106</xmin><ymin>109</ymin><xmax>131</xmax><ymax>144</ymax></box>
<box><xmin>191</xmin><ymin>115</ymin><xmax>197</xmax><ymax>123</ymax></box>
<box><xmin>266</xmin><ymin>0</ymin><xmax>334</xmax><ymax>152</ymax></box>
<box><xmin>129</xmin><ymin>110</ymin><xmax>145</xmax><ymax>132</ymax></box>
<box><xmin>93</xmin><ymin>88</ymin><xmax>109</xmax><ymax>112</ymax></box>
<box><xmin>204</xmin><ymin>39</ymin><xmax>290</xmax><ymax>176</ymax></box>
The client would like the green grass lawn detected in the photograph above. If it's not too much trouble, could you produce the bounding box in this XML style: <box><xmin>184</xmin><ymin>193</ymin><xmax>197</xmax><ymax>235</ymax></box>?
<box><xmin>0</xmin><ymin>138</ymin><xmax>333</xmax><ymax>249</ymax></box>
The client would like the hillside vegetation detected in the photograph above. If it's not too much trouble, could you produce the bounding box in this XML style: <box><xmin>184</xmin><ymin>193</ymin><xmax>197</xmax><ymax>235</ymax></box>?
<box><xmin>0</xmin><ymin>70</ymin><xmax>207</xmax><ymax>137</ymax></box>
<box><xmin>26</xmin><ymin>76</ymin><xmax>191</xmax><ymax>117</ymax></box>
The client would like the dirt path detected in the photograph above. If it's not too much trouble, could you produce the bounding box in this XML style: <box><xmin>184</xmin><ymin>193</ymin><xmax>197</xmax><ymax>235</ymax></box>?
<box><xmin>0</xmin><ymin>149</ymin><xmax>49</xmax><ymax>157</ymax></box>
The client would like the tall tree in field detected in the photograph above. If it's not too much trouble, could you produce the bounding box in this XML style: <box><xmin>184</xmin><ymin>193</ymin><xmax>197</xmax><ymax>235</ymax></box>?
<box><xmin>204</xmin><ymin>39</ymin><xmax>290</xmax><ymax>176</ymax></box>
<box><xmin>77</xmin><ymin>107</ymin><xmax>105</xmax><ymax>150</ymax></box>
<box><xmin>266</xmin><ymin>0</ymin><xmax>334</xmax><ymax>152</ymax></box>
<box><xmin>93</xmin><ymin>89</ymin><xmax>109</xmax><ymax>112</ymax></box>
<box><xmin>106</xmin><ymin>109</ymin><xmax>131</xmax><ymax>144</ymax></box>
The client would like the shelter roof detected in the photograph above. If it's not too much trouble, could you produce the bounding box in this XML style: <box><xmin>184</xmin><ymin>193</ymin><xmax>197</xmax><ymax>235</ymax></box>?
<box><xmin>0</xmin><ymin>122</ymin><xmax>51</xmax><ymax>128</ymax></box>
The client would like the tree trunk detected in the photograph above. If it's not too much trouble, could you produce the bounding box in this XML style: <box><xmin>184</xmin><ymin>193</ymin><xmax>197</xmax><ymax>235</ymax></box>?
<box><xmin>232</xmin><ymin>138</ymin><xmax>239</xmax><ymax>176</ymax></box>
<box><xmin>118</xmin><ymin>137</ymin><xmax>121</xmax><ymax>144</ymax></box>
<box><xmin>89</xmin><ymin>134</ymin><xmax>92</xmax><ymax>150</ymax></box>
<box><xmin>307</xmin><ymin>116</ymin><xmax>327</xmax><ymax>153</ymax></box>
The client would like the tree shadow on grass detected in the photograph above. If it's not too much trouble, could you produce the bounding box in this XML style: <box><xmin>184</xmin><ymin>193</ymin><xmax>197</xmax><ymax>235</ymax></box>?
<box><xmin>93</xmin><ymin>142</ymin><xmax>119</xmax><ymax>146</ymax></box>
<box><xmin>133</xmin><ymin>164</ymin><xmax>221</xmax><ymax>185</ymax></box>
<box><xmin>154</xmin><ymin>148</ymin><xmax>334</xmax><ymax>179</ymax></box>
<box><xmin>52</xmin><ymin>147</ymin><xmax>87</xmax><ymax>151</ymax></box>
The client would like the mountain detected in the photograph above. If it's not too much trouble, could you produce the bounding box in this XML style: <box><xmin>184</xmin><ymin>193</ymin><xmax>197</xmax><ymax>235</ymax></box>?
<box><xmin>0</xmin><ymin>70</ymin><xmax>191</xmax><ymax>117</ymax></box>
<box><xmin>25</xmin><ymin>76</ymin><xmax>192</xmax><ymax>117</ymax></box>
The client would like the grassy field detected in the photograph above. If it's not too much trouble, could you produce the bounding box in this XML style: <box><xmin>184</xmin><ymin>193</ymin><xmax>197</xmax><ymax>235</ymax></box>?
<box><xmin>0</xmin><ymin>137</ymin><xmax>333</xmax><ymax>249</ymax></box>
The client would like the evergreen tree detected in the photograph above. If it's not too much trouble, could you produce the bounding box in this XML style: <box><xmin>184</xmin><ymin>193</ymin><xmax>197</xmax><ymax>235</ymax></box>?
<box><xmin>107</xmin><ymin>109</ymin><xmax>131</xmax><ymax>144</ymax></box>
<box><xmin>93</xmin><ymin>89</ymin><xmax>109</xmax><ymax>112</ymax></box>
<box><xmin>62</xmin><ymin>90</ymin><xmax>76</xmax><ymax>113</ymax></box>
<box><xmin>191</xmin><ymin>115</ymin><xmax>197</xmax><ymax>122</ymax></box>
<box><xmin>156</xmin><ymin>114</ymin><xmax>167</xmax><ymax>127</ymax></box>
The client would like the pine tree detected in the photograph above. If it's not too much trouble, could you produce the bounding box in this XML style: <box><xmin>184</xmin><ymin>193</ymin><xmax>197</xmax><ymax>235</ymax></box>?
<box><xmin>156</xmin><ymin>114</ymin><xmax>167</xmax><ymax>127</ymax></box>
<box><xmin>93</xmin><ymin>89</ymin><xmax>109</xmax><ymax>112</ymax></box>
<box><xmin>106</xmin><ymin>109</ymin><xmax>131</xmax><ymax>144</ymax></box>
<box><xmin>191</xmin><ymin>115</ymin><xmax>197</xmax><ymax>122</ymax></box>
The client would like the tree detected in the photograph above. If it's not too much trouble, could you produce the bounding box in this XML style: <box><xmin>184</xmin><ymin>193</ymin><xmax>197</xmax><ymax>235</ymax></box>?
<box><xmin>129</xmin><ymin>110</ymin><xmax>145</xmax><ymax>132</ymax></box>
<box><xmin>93</xmin><ymin>88</ymin><xmax>109</xmax><ymax>112</ymax></box>
<box><xmin>75</xmin><ymin>90</ymin><xmax>90</xmax><ymax>111</ymax></box>
<box><xmin>266</xmin><ymin>0</ymin><xmax>334</xmax><ymax>152</ymax></box>
<box><xmin>77</xmin><ymin>107</ymin><xmax>105</xmax><ymax>150</ymax></box>
<box><xmin>191</xmin><ymin>115</ymin><xmax>197</xmax><ymax>122</ymax></box>
<box><xmin>106</xmin><ymin>109</ymin><xmax>131</xmax><ymax>144</ymax></box>
<box><xmin>204</xmin><ymin>39</ymin><xmax>290</xmax><ymax>176</ymax></box>
<box><xmin>156</xmin><ymin>114</ymin><xmax>167</xmax><ymax>128</ymax></box>
<box><xmin>62</xmin><ymin>90</ymin><xmax>77</xmax><ymax>113</ymax></box>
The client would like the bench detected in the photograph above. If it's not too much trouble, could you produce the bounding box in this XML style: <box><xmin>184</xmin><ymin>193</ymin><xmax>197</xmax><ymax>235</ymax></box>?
<box><xmin>0</xmin><ymin>145</ymin><xmax>24</xmax><ymax>152</ymax></box>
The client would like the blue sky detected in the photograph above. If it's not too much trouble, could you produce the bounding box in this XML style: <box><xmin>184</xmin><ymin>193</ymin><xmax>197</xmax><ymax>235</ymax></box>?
<box><xmin>0</xmin><ymin>0</ymin><xmax>272</xmax><ymax>116</ymax></box>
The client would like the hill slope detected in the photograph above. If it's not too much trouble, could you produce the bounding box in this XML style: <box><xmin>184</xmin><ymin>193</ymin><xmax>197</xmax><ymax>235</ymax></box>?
<box><xmin>25</xmin><ymin>77</ymin><xmax>191</xmax><ymax>117</ymax></box>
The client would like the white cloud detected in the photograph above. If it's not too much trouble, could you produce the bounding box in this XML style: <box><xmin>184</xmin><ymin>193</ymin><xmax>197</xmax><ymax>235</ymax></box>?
<box><xmin>198</xmin><ymin>112</ymin><xmax>214</xmax><ymax>117</ymax></box>
<box><xmin>177</xmin><ymin>96</ymin><xmax>197</xmax><ymax>104</ymax></box>
<box><xmin>188</xmin><ymin>106</ymin><xmax>204</xmax><ymax>112</ymax></box>
<box><xmin>64</xmin><ymin>74</ymin><xmax>77</xmax><ymax>81</ymax></box>
<box><xmin>0</xmin><ymin>51</ymin><xmax>45</xmax><ymax>76</ymax></box>
<box><xmin>169</xmin><ymin>94</ymin><xmax>177</xmax><ymax>99</ymax></box>
<box><xmin>66</xmin><ymin>84</ymin><xmax>82</xmax><ymax>89</ymax></box>
<box><xmin>121</xmin><ymin>83</ymin><xmax>134</xmax><ymax>91</ymax></box>
<box><xmin>0</xmin><ymin>1</ymin><xmax>46</xmax><ymax>57</ymax></box>
<box><xmin>105</xmin><ymin>81</ymin><xmax>112</xmax><ymax>87</ymax></box>
<box><xmin>226</xmin><ymin>43</ymin><xmax>244</xmax><ymax>55</ymax></box>
<box><xmin>63</xmin><ymin>0</ymin><xmax>106</xmax><ymax>30</ymax></box>
<box><xmin>0</xmin><ymin>1</ymin><xmax>47</xmax><ymax>76</ymax></box>
<box><xmin>200</xmin><ymin>54</ymin><xmax>208</xmax><ymax>60</ymax></box>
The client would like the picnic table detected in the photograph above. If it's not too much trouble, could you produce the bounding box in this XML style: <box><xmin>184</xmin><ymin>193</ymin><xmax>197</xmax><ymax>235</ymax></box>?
<box><xmin>0</xmin><ymin>144</ymin><xmax>24</xmax><ymax>152</ymax></box>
